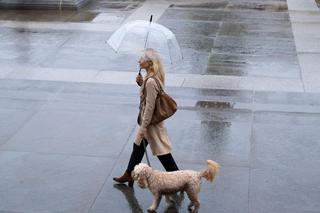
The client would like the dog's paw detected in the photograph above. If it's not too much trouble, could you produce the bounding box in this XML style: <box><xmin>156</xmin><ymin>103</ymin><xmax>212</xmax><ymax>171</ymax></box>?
<box><xmin>147</xmin><ymin>207</ymin><xmax>157</xmax><ymax>212</ymax></box>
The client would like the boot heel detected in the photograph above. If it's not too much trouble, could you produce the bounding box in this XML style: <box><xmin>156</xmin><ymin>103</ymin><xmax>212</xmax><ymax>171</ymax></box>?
<box><xmin>128</xmin><ymin>181</ymin><xmax>134</xmax><ymax>187</ymax></box>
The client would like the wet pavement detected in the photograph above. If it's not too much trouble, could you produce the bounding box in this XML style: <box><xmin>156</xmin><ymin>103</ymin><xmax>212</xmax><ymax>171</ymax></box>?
<box><xmin>0</xmin><ymin>0</ymin><xmax>320</xmax><ymax>213</ymax></box>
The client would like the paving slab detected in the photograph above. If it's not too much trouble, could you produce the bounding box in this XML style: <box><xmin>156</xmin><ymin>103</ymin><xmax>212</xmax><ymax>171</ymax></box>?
<box><xmin>254</xmin><ymin>91</ymin><xmax>320</xmax><ymax>106</ymax></box>
<box><xmin>291</xmin><ymin>22</ymin><xmax>320</xmax><ymax>38</ymax></box>
<box><xmin>287</xmin><ymin>0</ymin><xmax>319</xmax><ymax>11</ymax></box>
<box><xmin>254</xmin><ymin>111</ymin><xmax>320</xmax><ymax>126</ymax></box>
<box><xmin>1</xmin><ymin>104</ymin><xmax>137</xmax><ymax>157</ymax></box>
<box><xmin>250</xmin><ymin>167</ymin><xmax>320</xmax><ymax>213</ymax></box>
<box><xmin>0</xmin><ymin>109</ymin><xmax>35</xmax><ymax>146</ymax></box>
<box><xmin>0</xmin><ymin>79</ymin><xmax>62</xmax><ymax>110</ymax></box>
<box><xmin>294</xmin><ymin>36</ymin><xmax>320</xmax><ymax>53</ymax></box>
<box><xmin>0</xmin><ymin>151</ymin><xmax>113</xmax><ymax>213</ymax></box>
<box><xmin>289</xmin><ymin>10</ymin><xmax>320</xmax><ymax>23</ymax></box>
<box><xmin>299</xmin><ymin>53</ymin><xmax>320</xmax><ymax>93</ymax></box>
<box><xmin>251</xmin><ymin>123</ymin><xmax>320</xmax><ymax>169</ymax></box>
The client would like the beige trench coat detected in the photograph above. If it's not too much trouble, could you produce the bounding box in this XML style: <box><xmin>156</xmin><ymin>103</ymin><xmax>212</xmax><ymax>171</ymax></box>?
<box><xmin>135</xmin><ymin>77</ymin><xmax>173</xmax><ymax>156</ymax></box>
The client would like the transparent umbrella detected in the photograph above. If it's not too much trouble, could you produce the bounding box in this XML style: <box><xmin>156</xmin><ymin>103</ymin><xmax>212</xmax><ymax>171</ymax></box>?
<box><xmin>107</xmin><ymin>17</ymin><xmax>183</xmax><ymax>66</ymax></box>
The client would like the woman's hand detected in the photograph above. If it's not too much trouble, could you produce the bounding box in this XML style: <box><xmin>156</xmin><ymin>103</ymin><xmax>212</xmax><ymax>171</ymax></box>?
<box><xmin>136</xmin><ymin>74</ymin><xmax>143</xmax><ymax>86</ymax></box>
<box><xmin>135</xmin><ymin>127</ymin><xmax>147</xmax><ymax>144</ymax></box>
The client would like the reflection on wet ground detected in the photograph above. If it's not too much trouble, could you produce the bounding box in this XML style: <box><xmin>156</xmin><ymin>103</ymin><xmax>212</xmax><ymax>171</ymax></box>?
<box><xmin>113</xmin><ymin>184</ymin><xmax>143</xmax><ymax>213</ymax></box>
<box><xmin>113</xmin><ymin>184</ymin><xmax>185</xmax><ymax>213</ymax></box>
<box><xmin>171</xmin><ymin>1</ymin><xmax>288</xmax><ymax>12</ymax></box>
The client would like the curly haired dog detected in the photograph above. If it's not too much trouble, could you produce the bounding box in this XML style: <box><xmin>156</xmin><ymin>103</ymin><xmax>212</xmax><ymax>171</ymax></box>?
<box><xmin>132</xmin><ymin>160</ymin><xmax>220</xmax><ymax>212</ymax></box>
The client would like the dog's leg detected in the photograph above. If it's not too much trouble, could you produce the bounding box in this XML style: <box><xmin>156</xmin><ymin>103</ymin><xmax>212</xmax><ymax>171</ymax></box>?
<box><xmin>192</xmin><ymin>194</ymin><xmax>200</xmax><ymax>213</ymax></box>
<box><xmin>179</xmin><ymin>191</ymin><xmax>185</xmax><ymax>201</ymax></box>
<box><xmin>188</xmin><ymin>202</ymin><xmax>194</xmax><ymax>212</ymax></box>
<box><xmin>172</xmin><ymin>191</ymin><xmax>184</xmax><ymax>207</ymax></box>
<box><xmin>186</xmin><ymin>190</ymin><xmax>194</xmax><ymax>211</ymax></box>
<box><xmin>186</xmin><ymin>189</ymin><xmax>200</xmax><ymax>213</ymax></box>
<box><xmin>188</xmin><ymin>195</ymin><xmax>200</xmax><ymax>213</ymax></box>
<box><xmin>148</xmin><ymin>193</ymin><xmax>162</xmax><ymax>212</ymax></box>
<box><xmin>165</xmin><ymin>195</ymin><xmax>175</xmax><ymax>206</ymax></box>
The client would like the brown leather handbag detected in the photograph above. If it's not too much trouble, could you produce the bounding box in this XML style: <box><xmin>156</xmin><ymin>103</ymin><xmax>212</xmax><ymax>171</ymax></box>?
<box><xmin>138</xmin><ymin>77</ymin><xmax>177</xmax><ymax>125</ymax></box>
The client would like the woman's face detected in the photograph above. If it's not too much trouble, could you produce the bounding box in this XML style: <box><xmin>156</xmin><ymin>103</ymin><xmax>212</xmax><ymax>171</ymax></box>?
<box><xmin>138</xmin><ymin>56</ymin><xmax>151</xmax><ymax>70</ymax></box>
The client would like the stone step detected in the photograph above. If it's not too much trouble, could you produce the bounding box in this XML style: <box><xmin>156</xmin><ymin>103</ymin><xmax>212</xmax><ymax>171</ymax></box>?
<box><xmin>0</xmin><ymin>0</ymin><xmax>90</xmax><ymax>10</ymax></box>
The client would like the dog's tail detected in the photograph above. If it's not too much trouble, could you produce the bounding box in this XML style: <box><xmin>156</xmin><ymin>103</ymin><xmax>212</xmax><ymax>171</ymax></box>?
<box><xmin>200</xmin><ymin>160</ymin><xmax>220</xmax><ymax>182</ymax></box>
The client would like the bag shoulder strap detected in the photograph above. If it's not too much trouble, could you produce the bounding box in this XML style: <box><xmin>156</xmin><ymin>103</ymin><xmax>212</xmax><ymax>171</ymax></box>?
<box><xmin>144</xmin><ymin>76</ymin><xmax>163</xmax><ymax>91</ymax></box>
<box><xmin>142</xmin><ymin>76</ymin><xmax>163</xmax><ymax>98</ymax></box>
<box><xmin>151</xmin><ymin>77</ymin><xmax>164</xmax><ymax>92</ymax></box>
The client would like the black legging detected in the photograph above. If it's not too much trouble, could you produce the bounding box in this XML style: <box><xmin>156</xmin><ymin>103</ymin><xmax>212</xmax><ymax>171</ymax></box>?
<box><xmin>126</xmin><ymin>139</ymin><xmax>179</xmax><ymax>173</ymax></box>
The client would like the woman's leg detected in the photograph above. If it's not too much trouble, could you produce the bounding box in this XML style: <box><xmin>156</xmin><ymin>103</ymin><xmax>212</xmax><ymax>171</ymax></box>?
<box><xmin>126</xmin><ymin>139</ymin><xmax>148</xmax><ymax>173</ymax></box>
<box><xmin>113</xmin><ymin>139</ymin><xmax>148</xmax><ymax>186</ymax></box>
<box><xmin>157</xmin><ymin>153</ymin><xmax>179</xmax><ymax>172</ymax></box>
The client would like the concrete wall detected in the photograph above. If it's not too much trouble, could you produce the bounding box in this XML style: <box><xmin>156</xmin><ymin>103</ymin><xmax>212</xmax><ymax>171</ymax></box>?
<box><xmin>0</xmin><ymin>0</ymin><xmax>91</xmax><ymax>9</ymax></box>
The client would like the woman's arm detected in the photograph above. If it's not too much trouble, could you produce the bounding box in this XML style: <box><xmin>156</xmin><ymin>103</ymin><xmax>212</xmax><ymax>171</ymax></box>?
<box><xmin>135</xmin><ymin>78</ymin><xmax>158</xmax><ymax>143</ymax></box>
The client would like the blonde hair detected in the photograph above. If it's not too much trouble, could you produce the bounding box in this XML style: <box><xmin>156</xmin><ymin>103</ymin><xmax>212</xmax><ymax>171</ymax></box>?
<box><xmin>143</xmin><ymin>48</ymin><xmax>165</xmax><ymax>85</ymax></box>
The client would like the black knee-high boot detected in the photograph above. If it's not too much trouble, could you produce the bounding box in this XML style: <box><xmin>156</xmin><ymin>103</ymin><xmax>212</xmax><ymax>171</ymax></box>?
<box><xmin>113</xmin><ymin>140</ymin><xmax>148</xmax><ymax>186</ymax></box>
<box><xmin>158</xmin><ymin>153</ymin><xmax>179</xmax><ymax>172</ymax></box>
<box><xmin>126</xmin><ymin>140</ymin><xmax>148</xmax><ymax>173</ymax></box>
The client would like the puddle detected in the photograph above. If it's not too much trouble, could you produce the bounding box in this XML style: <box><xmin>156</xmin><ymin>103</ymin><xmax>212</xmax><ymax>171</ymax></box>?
<box><xmin>196</xmin><ymin>100</ymin><xmax>235</xmax><ymax>109</ymax></box>
<box><xmin>171</xmin><ymin>1</ymin><xmax>288</xmax><ymax>12</ymax></box>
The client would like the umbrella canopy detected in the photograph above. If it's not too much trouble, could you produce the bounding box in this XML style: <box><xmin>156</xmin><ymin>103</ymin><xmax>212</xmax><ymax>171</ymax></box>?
<box><xmin>107</xmin><ymin>20</ymin><xmax>183</xmax><ymax>64</ymax></box>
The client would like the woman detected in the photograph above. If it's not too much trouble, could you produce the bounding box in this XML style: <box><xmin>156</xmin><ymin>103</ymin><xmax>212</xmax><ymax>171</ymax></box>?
<box><xmin>113</xmin><ymin>48</ymin><xmax>179</xmax><ymax>186</ymax></box>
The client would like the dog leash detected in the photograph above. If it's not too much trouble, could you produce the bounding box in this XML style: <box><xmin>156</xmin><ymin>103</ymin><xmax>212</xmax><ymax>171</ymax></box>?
<box><xmin>142</xmin><ymin>138</ymin><xmax>151</xmax><ymax>166</ymax></box>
